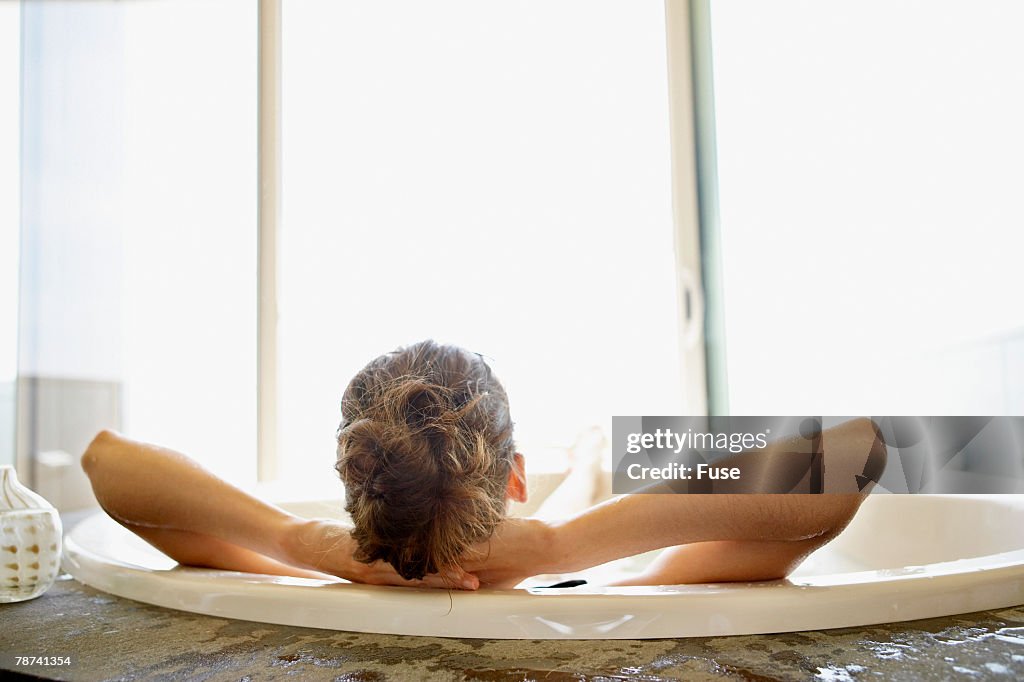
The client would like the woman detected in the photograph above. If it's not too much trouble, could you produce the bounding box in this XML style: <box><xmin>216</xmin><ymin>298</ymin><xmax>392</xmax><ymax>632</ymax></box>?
<box><xmin>81</xmin><ymin>340</ymin><xmax>885</xmax><ymax>590</ymax></box>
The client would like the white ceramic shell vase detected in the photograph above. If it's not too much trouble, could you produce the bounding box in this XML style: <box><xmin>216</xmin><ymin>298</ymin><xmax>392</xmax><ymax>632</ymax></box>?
<box><xmin>0</xmin><ymin>465</ymin><xmax>63</xmax><ymax>602</ymax></box>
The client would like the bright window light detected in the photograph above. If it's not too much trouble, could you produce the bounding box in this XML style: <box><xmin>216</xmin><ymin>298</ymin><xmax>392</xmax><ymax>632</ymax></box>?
<box><xmin>119</xmin><ymin>1</ymin><xmax>257</xmax><ymax>480</ymax></box>
<box><xmin>710</xmin><ymin>0</ymin><xmax>1024</xmax><ymax>415</ymax></box>
<box><xmin>280</xmin><ymin>1</ymin><xmax>684</xmax><ymax>476</ymax></box>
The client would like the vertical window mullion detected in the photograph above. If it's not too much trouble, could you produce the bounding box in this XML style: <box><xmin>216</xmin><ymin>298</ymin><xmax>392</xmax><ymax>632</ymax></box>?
<box><xmin>257</xmin><ymin>0</ymin><xmax>282</xmax><ymax>481</ymax></box>
<box><xmin>665</xmin><ymin>0</ymin><xmax>712</xmax><ymax>415</ymax></box>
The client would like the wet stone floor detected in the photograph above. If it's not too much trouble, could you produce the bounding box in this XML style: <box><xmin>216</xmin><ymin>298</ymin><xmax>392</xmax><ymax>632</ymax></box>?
<box><xmin>1</xmin><ymin>577</ymin><xmax>1022</xmax><ymax>681</ymax></box>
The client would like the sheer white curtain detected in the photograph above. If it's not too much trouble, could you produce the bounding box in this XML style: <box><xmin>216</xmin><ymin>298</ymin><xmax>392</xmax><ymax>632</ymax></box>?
<box><xmin>17</xmin><ymin>0</ymin><xmax>257</xmax><ymax>483</ymax></box>
<box><xmin>0</xmin><ymin>3</ymin><xmax>18</xmax><ymax>466</ymax></box>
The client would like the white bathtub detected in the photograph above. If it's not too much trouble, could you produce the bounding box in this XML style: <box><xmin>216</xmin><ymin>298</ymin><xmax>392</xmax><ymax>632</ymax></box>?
<box><xmin>63</xmin><ymin>494</ymin><xmax>1024</xmax><ymax>639</ymax></box>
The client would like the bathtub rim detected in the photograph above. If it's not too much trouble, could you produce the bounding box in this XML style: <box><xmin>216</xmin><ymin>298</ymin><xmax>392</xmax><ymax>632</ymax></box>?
<box><xmin>61</xmin><ymin>493</ymin><xmax>1024</xmax><ymax>639</ymax></box>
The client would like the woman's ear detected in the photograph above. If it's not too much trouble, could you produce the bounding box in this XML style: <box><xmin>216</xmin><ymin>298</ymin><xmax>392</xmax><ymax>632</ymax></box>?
<box><xmin>506</xmin><ymin>452</ymin><xmax>528</xmax><ymax>504</ymax></box>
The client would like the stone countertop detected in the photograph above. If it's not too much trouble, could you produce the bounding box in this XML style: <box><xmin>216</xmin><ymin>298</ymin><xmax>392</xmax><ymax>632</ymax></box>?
<box><xmin>1</xmin><ymin>578</ymin><xmax>1022</xmax><ymax>681</ymax></box>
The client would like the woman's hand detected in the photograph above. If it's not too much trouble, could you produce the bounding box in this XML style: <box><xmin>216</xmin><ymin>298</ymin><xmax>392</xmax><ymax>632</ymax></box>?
<box><xmin>281</xmin><ymin>518</ymin><xmax>479</xmax><ymax>590</ymax></box>
<box><xmin>460</xmin><ymin>517</ymin><xmax>562</xmax><ymax>588</ymax></box>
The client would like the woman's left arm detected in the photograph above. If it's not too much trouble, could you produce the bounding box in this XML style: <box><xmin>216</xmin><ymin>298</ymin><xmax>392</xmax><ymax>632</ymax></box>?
<box><xmin>466</xmin><ymin>418</ymin><xmax>884</xmax><ymax>586</ymax></box>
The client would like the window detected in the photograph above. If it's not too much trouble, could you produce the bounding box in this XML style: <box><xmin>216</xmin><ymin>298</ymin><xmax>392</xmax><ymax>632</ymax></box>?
<box><xmin>278</xmin><ymin>1</ymin><xmax>685</xmax><ymax>477</ymax></box>
<box><xmin>118</xmin><ymin>0</ymin><xmax>257</xmax><ymax>480</ymax></box>
<box><xmin>12</xmin><ymin>1</ymin><xmax>693</xmax><ymax>485</ymax></box>
<box><xmin>705</xmin><ymin>0</ymin><xmax>1024</xmax><ymax>415</ymax></box>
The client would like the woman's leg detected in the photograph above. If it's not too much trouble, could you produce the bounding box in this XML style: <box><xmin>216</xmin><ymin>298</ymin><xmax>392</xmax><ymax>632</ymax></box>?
<box><xmin>532</xmin><ymin>426</ymin><xmax>607</xmax><ymax>521</ymax></box>
<box><xmin>606</xmin><ymin>532</ymin><xmax>841</xmax><ymax>585</ymax></box>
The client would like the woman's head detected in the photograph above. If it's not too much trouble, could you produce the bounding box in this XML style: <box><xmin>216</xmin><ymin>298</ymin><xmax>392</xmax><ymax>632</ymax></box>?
<box><xmin>335</xmin><ymin>340</ymin><xmax>523</xmax><ymax>580</ymax></box>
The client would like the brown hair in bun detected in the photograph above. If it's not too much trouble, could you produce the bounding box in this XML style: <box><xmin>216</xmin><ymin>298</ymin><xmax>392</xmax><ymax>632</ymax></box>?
<box><xmin>335</xmin><ymin>340</ymin><xmax>516</xmax><ymax>580</ymax></box>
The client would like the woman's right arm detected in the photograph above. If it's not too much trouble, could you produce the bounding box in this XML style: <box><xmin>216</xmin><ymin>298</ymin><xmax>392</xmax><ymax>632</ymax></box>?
<box><xmin>81</xmin><ymin>430</ymin><xmax>309</xmax><ymax>568</ymax></box>
<box><xmin>81</xmin><ymin>430</ymin><xmax>477</xmax><ymax>588</ymax></box>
